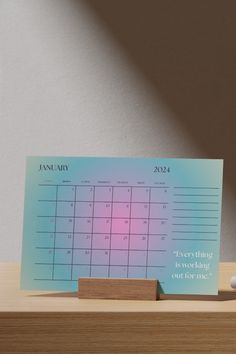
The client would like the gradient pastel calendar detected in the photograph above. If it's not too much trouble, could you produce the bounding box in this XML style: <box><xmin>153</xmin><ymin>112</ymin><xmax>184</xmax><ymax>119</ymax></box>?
<box><xmin>21</xmin><ymin>157</ymin><xmax>223</xmax><ymax>295</ymax></box>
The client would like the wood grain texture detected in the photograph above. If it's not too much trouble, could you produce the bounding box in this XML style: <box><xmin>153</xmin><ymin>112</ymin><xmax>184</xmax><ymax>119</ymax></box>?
<box><xmin>78</xmin><ymin>277</ymin><xmax>159</xmax><ymax>300</ymax></box>
<box><xmin>1</xmin><ymin>312</ymin><xmax>236</xmax><ymax>353</ymax></box>
<box><xmin>2</xmin><ymin>263</ymin><xmax>236</xmax><ymax>353</ymax></box>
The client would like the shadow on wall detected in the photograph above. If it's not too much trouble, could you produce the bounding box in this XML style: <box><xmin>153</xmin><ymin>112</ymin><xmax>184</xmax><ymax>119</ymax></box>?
<box><xmin>85</xmin><ymin>0</ymin><xmax>236</xmax><ymax>189</ymax></box>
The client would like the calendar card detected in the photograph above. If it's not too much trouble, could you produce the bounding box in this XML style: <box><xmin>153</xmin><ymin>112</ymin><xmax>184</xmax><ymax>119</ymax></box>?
<box><xmin>21</xmin><ymin>157</ymin><xmax>223</xmax><ymax>295</ymax></box>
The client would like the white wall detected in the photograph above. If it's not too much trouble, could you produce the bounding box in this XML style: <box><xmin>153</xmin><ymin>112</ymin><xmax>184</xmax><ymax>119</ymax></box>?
<box><xmin>0</xmin><ymin>0</ymin><xmax>235</xmax><ymax>261</ymax></box>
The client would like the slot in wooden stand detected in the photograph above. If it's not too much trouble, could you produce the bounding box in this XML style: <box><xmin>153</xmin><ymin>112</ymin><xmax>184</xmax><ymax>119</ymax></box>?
<box><xmin>78</xmin><ymin>278</ymin><xmax>160</xmax><ymax>301</ymax></box>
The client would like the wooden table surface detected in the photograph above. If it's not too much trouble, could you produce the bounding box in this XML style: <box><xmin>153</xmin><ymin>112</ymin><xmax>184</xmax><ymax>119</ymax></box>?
<box><xmin>1</xmin><ymin>262</ymin><xmax>236</xmax><ymax>353</ymax></box>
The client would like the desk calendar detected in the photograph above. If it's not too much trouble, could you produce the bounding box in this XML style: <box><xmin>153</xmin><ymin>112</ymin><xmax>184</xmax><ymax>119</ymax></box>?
<box><xmin>21</xmin><ymin>157</ymin><xmax>223</xmax><ymax>295</ymax></box>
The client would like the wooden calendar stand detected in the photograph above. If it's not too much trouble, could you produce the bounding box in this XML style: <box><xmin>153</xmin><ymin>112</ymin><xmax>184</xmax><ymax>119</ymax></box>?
<box><xmin>78</xmin><ymin>278</ymin><xmax>160</xmax><ymax>301</ymax></box>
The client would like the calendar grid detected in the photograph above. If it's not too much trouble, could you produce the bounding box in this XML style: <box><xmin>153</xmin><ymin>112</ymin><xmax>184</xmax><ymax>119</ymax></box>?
<box><xmin>36</xmin><ymin>247</ymin><xmax>168</xmax><ymax>251</ymax></box>
<box><xmin>37</xmin><ymin>216</ymin><xmax>169</xmax><ymax>220</ymax></box>
<box><xmin>38</xmin><ymin>200</ymin><xmax>169</xmax><ymax>205</ymax></box>
<box><xmin>127</xmin><ymin>186</ymin><xmax>132</xmax><ymax>277</ymax></box>
<box><xmin>145</xmin><ymin>187</ymin><xmax>151</xmax><ymax>277</ymax></box>
<box><xmin>36</xmin><ymin>231</ymin><xmax>168</xmax><ymax>235</ymax></box>
<box><xmin>108</xmin><ymin>186</ymin><xmax>114</xmax><ymax>277</ymax></box>
<box><xmin>35</xmin><ymin>183</ymin><xmax>171</xmax><ymax>282</ymax></box>
<box><xmin>38</xmin><ymin>184</ymin><xmax>170</xmax><ymax>188</ymax></box>
<box><xmin>51</xmin><ymin>185</ymin><xmax>58</xmax><ymax>280</ymax></box>
<box><xmin>36</xmin><ymin>263</ymin><xmax>167</xmax><ymax>267</ymax></box>
<box><xmin>70</xmin><ymin>186</ymin><xmax>77</xmax><ymax>280</ymax></box>
<box><xmin>89</xmin><ymin>186</ymin><xmax>95</xmax><ymax>277</ymax></box>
